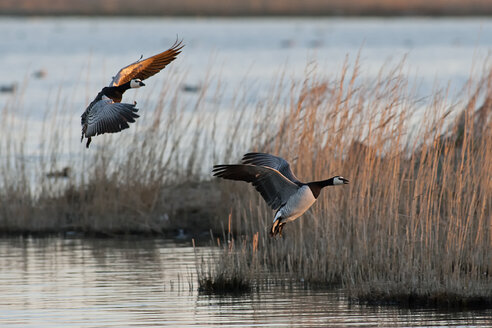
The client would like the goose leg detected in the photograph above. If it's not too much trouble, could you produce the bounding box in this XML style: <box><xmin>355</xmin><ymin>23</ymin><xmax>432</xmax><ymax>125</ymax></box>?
<box><xmin>269</xmin><ymin>218</ymin><xmax>284</xmax><ymax>238</ymax></box>
<box><xmin>278</xmin><ymin>223</ymin><xmax>285</xmax><ymax>237</ymax></box>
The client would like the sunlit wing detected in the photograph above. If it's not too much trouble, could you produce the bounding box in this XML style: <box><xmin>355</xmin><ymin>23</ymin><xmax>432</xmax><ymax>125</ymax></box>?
<box><xmin>110</xmin><ymin>40</ymin><xmax>184</xmax><ymax>87</ymax></box>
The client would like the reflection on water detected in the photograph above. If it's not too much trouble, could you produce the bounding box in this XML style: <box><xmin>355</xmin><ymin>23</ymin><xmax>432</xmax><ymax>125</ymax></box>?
<box><xmin>0</xmin><ymin>237</ymin><xmax>489</xmax><ymax>327</ymax></box>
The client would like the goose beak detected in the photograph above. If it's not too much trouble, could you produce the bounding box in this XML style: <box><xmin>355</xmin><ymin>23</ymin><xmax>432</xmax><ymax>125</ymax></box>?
<box><xmin>341</xmin><ymin>177</ymin><xmax>349</xmax><ymax>184</ymax></box>
<box><xmin>139</xmin><ymin>81</ymin><xmax>146</xmax><ymax>86</ymax></box>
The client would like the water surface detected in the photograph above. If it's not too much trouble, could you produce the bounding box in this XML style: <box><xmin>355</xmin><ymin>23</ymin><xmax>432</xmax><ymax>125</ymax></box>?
<box><xmin>0</xmin><ymin>237</ymin><xmax>490</xmax><ymax>327</ymax></box>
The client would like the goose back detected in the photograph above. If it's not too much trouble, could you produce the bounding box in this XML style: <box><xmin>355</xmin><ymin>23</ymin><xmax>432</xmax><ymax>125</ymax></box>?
<box><xmin>241</xmin><ymin>152</ymin><xmax>302</xmax><ymax>184</ymax></box>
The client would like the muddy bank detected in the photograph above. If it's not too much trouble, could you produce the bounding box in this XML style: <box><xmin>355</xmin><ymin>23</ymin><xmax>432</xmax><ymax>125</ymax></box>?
<box><xmin>0</xmin><ymin>180</ymin><xmax>225</xmax><ymax>238</ymax></box>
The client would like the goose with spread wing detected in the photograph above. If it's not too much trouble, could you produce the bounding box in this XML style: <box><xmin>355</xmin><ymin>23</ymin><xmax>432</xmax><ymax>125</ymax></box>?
<box><xmin>81</xmin><ymin>40</ymin><xmax>184</xmax><ymax>148</ymax></box>
<box><xmin>213</xmin><ymin>152</ymin><xmax>349</xmax><ymax>237</ymax></box>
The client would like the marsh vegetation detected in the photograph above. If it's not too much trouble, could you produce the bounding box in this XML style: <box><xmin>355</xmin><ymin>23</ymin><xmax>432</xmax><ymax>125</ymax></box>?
<box><xmin>0</xmin><ymin>57</ymin><xmax>490</xmax><ymax>308</ymax></box>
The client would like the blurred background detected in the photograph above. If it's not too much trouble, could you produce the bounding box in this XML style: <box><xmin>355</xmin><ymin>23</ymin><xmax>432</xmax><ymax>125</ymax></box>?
<box><xmin>1</xmin><ymin>0</ymin><xmax>492</xmax><ymax>16</ymax></box>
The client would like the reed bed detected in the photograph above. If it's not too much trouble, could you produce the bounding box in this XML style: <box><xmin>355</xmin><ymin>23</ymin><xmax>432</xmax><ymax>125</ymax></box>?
<box><xmin>200</xmin><ymin>60</ymin><xmax>491</xmax><ymax>308</ymax></box>
<box><xmin>0</xmin><ymin>57</ymin><xmax>490</xmax><ymax>307</ymax></box>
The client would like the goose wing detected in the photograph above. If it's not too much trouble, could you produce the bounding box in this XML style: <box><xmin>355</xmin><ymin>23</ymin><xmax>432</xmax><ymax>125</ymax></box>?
<box><xmin>213</xmin><ymin>164</ymin><xmax>300</xmax><ymax>210</ymax></box>
<box><xmin>110</xmin><ymin>40</ymin><xmax>184</xmax><ymax>87</ymax></box>
<box><xmin>83</xmin><ymin>99</ymin><xmax>139</xmax><ymax>138</ymax></box>
<box><xmin>241</xmin><ymin>152</ymin><xmax>301</xmax><ymax>184</ymax></box>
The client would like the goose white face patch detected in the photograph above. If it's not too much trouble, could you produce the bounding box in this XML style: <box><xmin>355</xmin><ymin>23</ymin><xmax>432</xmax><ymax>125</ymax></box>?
<box><xmin>130</xmin><ymin>79</ymin><xmax>144</xmax><ymax>88</ymax></box>
<box><xmin>334</xmin><ymin>177</ymin><xmax>346</xmax><ymax>185</ymax></box>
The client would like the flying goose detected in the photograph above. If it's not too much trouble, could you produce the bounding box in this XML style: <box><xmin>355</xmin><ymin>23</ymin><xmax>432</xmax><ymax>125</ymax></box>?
<box><xmin>80</xmin><ymin>40</ymin><xmax>184</xmax><ymax>148</ymax></box>
<box><xmin>213</xmin><ymin>152</ymin><xmax>349</xmax><ymax>237</ymax></box>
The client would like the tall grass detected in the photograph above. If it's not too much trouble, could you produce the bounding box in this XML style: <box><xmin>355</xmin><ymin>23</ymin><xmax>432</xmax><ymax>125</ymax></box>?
<box><xmin>0</xmin><ymin>70</ymin><xmax>249</xmax><ymax>234</ymax></box>
<box><xmin>201</xmin><ymin>59</ymin><xmax>491</xmax><ymax>307</ymax></box>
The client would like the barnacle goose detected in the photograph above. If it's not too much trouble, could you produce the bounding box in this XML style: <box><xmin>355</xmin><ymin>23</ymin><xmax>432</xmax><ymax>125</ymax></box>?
<box><xmin>213</xmin><ymin>152</ymin><xmax>349</xmax><ymax>237</ymax></box>
<box><xmin>81</xmin><ymin>40</ymin><xmax>183</xmax><ymax>148</ymax></box>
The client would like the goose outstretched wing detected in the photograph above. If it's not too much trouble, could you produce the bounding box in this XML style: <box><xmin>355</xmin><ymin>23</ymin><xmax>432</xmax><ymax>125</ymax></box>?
<box><xmin>212</xmin><ymin>164</ymin><xmax>300</xmax><ymax>210</ymax></box>
<box><xmin>110</xmin><ymin>40</ymin><xmax>184</xmax><ymax>87</ymax></box>
<box><xmin>83</xmin><ymin>99</ymin><xmax>139</xmax><ymax>138</ymax></box>
<box><xmin>241</xmin><ymin>152</ymin><xmax>301</xmax><ymax>184</ymax></box>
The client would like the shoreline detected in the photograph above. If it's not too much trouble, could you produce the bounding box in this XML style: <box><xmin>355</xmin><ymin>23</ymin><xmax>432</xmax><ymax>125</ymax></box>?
<box><xmin>1</xmin><ymin>13</ymin><xmax>492</xmax><ymax>18</ymax></box>
<box><xmin>1</xmin><ymin>0</ymin><xmax>492</xmax><ymax>17</ymax></box>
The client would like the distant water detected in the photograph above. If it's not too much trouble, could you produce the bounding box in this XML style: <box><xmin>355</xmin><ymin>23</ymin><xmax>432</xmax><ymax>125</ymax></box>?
<box><xmin>1</xmin><ymin>17</ymin><xmax>491</xmax><ymax>112</ymax></box>
<box><xmin>0</xmin><ymin>237</ymin><xmax>490</xmax><ymax>327</ymax></box>
<box><xmin>0</xmin><ymin>17</ymin><xmax>491</xmax><ymax>157</ymax></box>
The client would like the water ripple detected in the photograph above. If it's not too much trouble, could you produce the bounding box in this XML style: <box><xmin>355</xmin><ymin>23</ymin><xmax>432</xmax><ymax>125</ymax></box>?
<box><xmin>0</xmin><ymin>237</ymin><xmax>489</xmax><ymax>327</ymax></box>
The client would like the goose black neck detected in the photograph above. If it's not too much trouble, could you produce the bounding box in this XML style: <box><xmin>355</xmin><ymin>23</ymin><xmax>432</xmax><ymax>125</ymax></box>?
<box><xmin>83</xmin><ymin>82</ymin><xmax>133</xmax><ymax>121</ymax></box>
<box><xmin>101</xmin><ymin>81</ymin><xmax>132</xmax><ymax>102</ymax></box>
<box><xmin>307</xmin><ymin>178</ymin><xmax>336</xmax><ymax>199</ymax></box>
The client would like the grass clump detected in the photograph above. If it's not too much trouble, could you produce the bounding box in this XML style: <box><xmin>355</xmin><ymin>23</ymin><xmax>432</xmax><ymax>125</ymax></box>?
<box><xmin>351</xmin><ymin>286</ymin><xmax>492</xmax><ymax>309</ymax></box>
<box><xmin>198</xmin><ymin>273</ymin><xmax>252</xmax><ymax>295</ymax></box>
<box><xmin>195</xmin><ymin>230</ymin><xmax>257</xmax><ymax>294</ymax></box>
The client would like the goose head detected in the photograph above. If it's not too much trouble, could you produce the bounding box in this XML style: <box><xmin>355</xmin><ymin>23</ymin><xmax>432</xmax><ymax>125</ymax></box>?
<box><xmin>130</xmin><ymin>79</ymin><xmax>145</xmax><ymax>88</ymax></box>
<box><xmin>332</xmin><ymin>176</ymin><xmax>349</xmax><ymax>185</ymax></box>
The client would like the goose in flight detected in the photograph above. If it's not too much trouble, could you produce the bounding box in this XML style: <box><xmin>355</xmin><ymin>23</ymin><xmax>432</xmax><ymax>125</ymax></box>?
<box><xmin>213</xmin><ymin>152</ymin><xmax>349</xmax><ymax>237</ymax></box>
<box><xmin>81</xmin><ymin>40</ymin><xmax>184</xmax><ymax>148</ymax></box>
